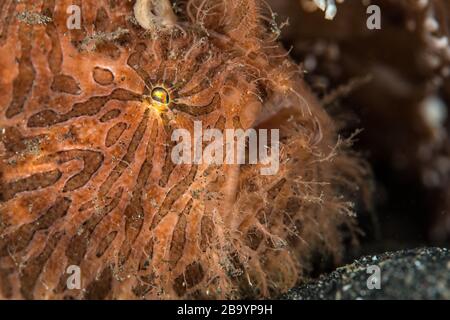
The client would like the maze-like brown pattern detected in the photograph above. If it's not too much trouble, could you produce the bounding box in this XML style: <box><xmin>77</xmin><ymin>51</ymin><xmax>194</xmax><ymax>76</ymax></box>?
<box><xmin>0</xmin><ymin>0</ymin><xmax>368</xmax><ymax>299</ymax></box>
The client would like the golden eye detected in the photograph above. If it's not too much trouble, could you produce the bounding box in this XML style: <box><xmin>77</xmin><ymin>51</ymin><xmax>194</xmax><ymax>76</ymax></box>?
<box><xmin>151</xmin><ymin>87</ymin><xmax>170</xmax><ymax>105</ymax></box>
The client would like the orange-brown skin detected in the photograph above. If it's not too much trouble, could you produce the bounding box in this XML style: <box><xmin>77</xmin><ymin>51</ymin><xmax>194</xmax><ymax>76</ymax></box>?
<box><xmin>0</xmin><ymin>0</ymin><xmax>367</xmax><ymax>299</ymax></box>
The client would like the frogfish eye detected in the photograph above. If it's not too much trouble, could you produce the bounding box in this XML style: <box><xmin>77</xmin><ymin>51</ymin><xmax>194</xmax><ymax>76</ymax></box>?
<box><xmin>151</xmin><ymin>87</ymin><xmax>170</xmax><ymax>105</ymax></box>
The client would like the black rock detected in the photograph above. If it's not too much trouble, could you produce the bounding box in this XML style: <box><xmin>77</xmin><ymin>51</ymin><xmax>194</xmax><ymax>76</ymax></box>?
<box><xmin>282</xmin><ymin>247</ymin><xmax>450</xmax><ymax>300</ymax></box>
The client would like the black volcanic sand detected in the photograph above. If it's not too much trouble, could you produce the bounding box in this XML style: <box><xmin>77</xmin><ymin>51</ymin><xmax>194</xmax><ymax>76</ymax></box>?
<box><xmin>282</xmin><ymin>248</ymin><xmax>450</xmax><ymax>300</ymax></box>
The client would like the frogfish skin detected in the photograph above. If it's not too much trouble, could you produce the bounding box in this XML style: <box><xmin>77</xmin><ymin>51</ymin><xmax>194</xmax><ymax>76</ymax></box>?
<box><xmin>0</xmin><ymin>0</ymin><xmax>368</xmax><ymax>299</ymax></box>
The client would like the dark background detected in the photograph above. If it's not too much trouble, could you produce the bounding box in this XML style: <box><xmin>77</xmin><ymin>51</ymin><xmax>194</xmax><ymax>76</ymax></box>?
<box><xmin>268</xmin><ymin>0</ymin><xmax>450</xmax><ymax>259</ymax></box>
